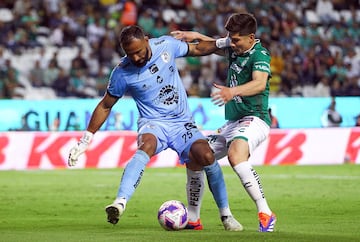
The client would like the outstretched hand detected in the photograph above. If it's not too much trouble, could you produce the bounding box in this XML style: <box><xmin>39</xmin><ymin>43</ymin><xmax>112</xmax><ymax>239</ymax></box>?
<box><xmin>211</xmin><ymin>83</ymin><xmax>234</xmax><ymax>106</ymax></box>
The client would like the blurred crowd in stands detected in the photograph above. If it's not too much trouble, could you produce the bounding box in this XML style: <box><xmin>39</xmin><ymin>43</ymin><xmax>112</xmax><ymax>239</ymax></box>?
<box><xmin>0</xmin><ymin>0</ymin><xmax>360</xmax><ymax>99</ymax></box>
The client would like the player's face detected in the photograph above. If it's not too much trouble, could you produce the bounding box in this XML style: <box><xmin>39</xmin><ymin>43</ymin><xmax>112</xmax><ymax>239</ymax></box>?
<box><xmin>229</xmin><ymin>32</ymin><xmax>255</xmax><ymax>55</ymax></box>
<box><xmin>123</xmin><ymin>37</ymin><xmax>151</xmax><ymax>67</ymax></box>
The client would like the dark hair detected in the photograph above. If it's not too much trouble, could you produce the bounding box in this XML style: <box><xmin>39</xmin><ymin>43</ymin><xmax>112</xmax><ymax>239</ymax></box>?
<box><xmin>119</xmin><ymin>25</ymin><xmax>145</xmax><ymax>47</ymax></box>
<box><xmin>225</xmin><ymin>13</ymin><xmax>257</xmax><ymax>35</ymax></box>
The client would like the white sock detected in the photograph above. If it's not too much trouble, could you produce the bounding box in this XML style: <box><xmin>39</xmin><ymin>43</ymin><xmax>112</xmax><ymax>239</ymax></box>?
<box><xmin>186</xmin><ymin>169</ymin><xmax>204</xmax><ymax>222</ymax></box>
<box><xmin>233</xmin><ymin>161</ymin><xmax>272</xmax><ymax>215</ymax></box>
<box><xmin>219</xmin><ymin>207</ymin><xmax>232</xmax><ymax>217</ymax></box>
<box><xmin>114</xmin><ymin>197</ymin><xmax>127</xmax><ymax>209</ymax></box>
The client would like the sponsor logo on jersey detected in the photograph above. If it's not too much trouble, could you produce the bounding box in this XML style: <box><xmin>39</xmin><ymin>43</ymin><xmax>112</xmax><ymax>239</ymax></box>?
<box><xmin>229</xmin><ymin>74</ymin><xmax>237</xmax><ymax>88</ymax></box>
<box><xmin>154</xmin><ymin>39</ymin><xmax>165</xmax><ymax>45</ymax></box>
<box><xmin>230</xmin><ymin>63</ymin><xmax>242</xmax><ymax>74</ymax></box>
<box><xmin>149</xmin><ymin>64</ymin><xmax>159</xmax><ymax>74</ymax></box>
<box><xmin>153</xmin><ymin>85</ymin><xmax>179</xmax><ymax>105</ymax></box>
<box><xmin>254</xmin><ymin>64</ymin><xmax>270</xmax><ymax>72</ymax></box>
<box><xmin>184</xmin><ymin>122</ymin><xmax>197</xmax><ymax>130</ymax></box>
<box><xmin>230</xmin><ymin>74</ymin><xmax>243</xmax><ymax>103</ymax></box>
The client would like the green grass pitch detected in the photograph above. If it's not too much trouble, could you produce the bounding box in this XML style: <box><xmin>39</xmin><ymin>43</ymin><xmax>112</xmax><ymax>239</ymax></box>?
<box><xmin>0</xmin><ymin>164</ymin><xmax>359</xmax><ymax>242</ymax></box>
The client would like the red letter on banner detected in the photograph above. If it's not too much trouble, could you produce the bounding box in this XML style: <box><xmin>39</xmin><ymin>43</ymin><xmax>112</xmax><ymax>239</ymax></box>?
<box><xmin>264</xmin><ymin>132</ymin><xmax>306</xmax><ymax>165</ymax></box>
<box><xmin>345</xmin><ymin>129</ymin><xmax>360</xmax><ymax>164</ymax></box>
<box><xmin>85</xmin><ymin>135</ymin><xmax>122</xmax><ymax>168</ymax></box>
<box><xmin>28</xmin><ymin>135</ymin><xmax>71</xmax><ymax>168</ymax></box>
<box><xmin>116</xmin><ymin>134</ymin><xmax>137</xmax><ymax>167</ymax></box>
<box><xmin>0</xmin><ymin>136</ymin><xmax>9</xmax><ymax>165</ymax></box>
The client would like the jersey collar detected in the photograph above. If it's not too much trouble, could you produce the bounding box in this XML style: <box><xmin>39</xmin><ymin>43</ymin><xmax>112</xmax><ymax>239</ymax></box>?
<box><xmin>239</xmin><ymin>39</ymin><xmax>260</xmax><ymax>56</ymax></box>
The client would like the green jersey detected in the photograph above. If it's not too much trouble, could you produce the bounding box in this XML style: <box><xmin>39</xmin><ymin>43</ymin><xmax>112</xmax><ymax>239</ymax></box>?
<box><xmin>224</xmin><ymin>40</ymin><xmax>271</xmax><ymax>126</ymax></box>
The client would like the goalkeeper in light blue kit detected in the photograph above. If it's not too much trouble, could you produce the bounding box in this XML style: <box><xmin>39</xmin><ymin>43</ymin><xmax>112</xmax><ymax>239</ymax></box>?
<box><xmin>68</xmin><ymin>25</ymin><xmax>242</xmax><ymax>231</ymax></box>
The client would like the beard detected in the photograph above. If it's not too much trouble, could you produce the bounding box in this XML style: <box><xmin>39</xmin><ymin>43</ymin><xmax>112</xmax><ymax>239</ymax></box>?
<box><xmin>133</xmin><ymin>48</ymin><xmax>150</xmax><ymax>67</ymax></box>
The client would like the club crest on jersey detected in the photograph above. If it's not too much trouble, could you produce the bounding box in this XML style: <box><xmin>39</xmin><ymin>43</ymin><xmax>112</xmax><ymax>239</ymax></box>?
<box><xmin>149</xmin><ymin>64</ymin><xmax>159</xmax><ymax>74</ymax></box>
<box><xmin>153</xmin><ymin>85</ymin><xmax>179</xmax><ymax>105</ymax></box>
<box><xmin>161</xmin><ymin>52</ymin><xmax>170</xmax><ymax>63</ymax></box>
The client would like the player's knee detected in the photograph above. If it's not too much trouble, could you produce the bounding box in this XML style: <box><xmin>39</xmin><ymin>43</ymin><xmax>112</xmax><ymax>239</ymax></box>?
<box><xmin>202</xmin><ymin>149</ymin><xmax>215</xmax><ymax>166</ymax></box>
<box><xmin>138</xmin><ymin>134</ymin><xmax>157</xmax><ymax>156</ymax></box>
<box><xmin>190</xmin><ymin>141</ymin><xmax>215</xmax><ymax>166</ymax></box>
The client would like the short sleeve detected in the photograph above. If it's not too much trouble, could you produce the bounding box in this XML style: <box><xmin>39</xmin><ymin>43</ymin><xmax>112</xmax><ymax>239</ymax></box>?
<box><xmin>166</xmin><ymin>36</ymin><xmax>189</xmax><ymax>58</ymax></box>
<box><xmin>107</xmin><ymin>66</ymin><xmax>127</xmax><ymax>98</ymax></box>
<box><xmin>253</xmin><ymin>50</ymin><xmax>271</xmax><ymax>74</ymax></box>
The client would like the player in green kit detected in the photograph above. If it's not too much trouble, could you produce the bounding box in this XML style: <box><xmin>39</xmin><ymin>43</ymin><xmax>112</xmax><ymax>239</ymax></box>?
<box><xmin>171</xmin><ymin>12</ymin><xmax>276</xmax><ymax>232</ymax></box>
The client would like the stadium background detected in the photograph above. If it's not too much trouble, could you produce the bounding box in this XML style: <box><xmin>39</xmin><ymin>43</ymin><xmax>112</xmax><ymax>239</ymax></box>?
<box><xmin>0</xmin><ymin>0</ymin><xmax>359</xmax><ymax>169</ymax></box>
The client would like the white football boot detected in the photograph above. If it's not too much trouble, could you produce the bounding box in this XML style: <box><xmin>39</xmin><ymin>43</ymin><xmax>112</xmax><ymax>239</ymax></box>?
<box><xmin>221</xmin><ymin>215</ymin><xmax>244</xmax><ymax>231</ymax></box>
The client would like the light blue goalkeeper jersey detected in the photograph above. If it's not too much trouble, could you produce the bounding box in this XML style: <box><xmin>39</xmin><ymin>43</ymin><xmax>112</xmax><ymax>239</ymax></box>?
<box><xmin>107</xmin><ymin>36</ymin><xmax>191</xmax><ymax>122</ymax></box>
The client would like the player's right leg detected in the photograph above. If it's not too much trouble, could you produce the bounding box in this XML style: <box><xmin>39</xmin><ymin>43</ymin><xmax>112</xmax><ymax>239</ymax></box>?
<box><xmin>106</xmin><ymin>130</ymin><xmax>160</xmax><ymax>225</ymax></box>
<box><xmin>202</xmin><ymin>160</ymin><xmax>243</xmax><ymax>231</ymax></box>
<box><xmin>184</xmin><ymin>167</ymin><xmax>243</xmax><ymax>231</ymax></box>
<box><xmin>105</xmin><ymin>149</ymin><xmax>150</xmax><ymax>224</ymax></box>
<box><xmin>185</xmin><ymin>168</ymin><xmax>204</xmax><ymax>230</ymax></box>
<box><xmin>187</xmin><ymin>139</ymin><xmax>243</xmax><ymax>231</ymax></box>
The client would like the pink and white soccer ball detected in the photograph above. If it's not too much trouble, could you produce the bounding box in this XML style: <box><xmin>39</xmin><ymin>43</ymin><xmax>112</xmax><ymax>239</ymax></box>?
<box><xmin>157</xmin><ymin>200</ymin><xmax>188</xmax><ymax>230</ymax></box>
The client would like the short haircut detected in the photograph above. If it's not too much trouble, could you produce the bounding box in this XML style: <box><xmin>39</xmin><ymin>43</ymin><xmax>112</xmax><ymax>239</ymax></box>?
<box><xmin>119</xmin><ymin>25</ymin><xmax>145</xmax><ymax>47</ymax></box>
<box><xmin>225</xmin><ymin>13</ymin><xmax>257</xmax><ymax>35</ymax></box>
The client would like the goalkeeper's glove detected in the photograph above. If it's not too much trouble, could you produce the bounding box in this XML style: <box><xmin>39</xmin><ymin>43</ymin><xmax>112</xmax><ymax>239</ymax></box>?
<box><xmin>215</xmin><ymin>36</ymin><xmax>231</xmax><ymax>49</ymax></box>
<box><xmin>68</xmin><ymin>131</ymin><xmax>93</xmax><ymax>167</ymax></box>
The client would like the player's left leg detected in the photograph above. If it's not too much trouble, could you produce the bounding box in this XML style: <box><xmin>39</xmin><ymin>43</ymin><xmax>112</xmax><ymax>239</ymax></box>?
<box><xmin>204</xmin><ymin>161</ymin><xmax>243</xmax><ymax>231</ymax></box>
<box><xmin>227</xmin><ymin>117</ymin><xmax>276</xmax><ymax>232</ymax></box>
<box><xmin>231</xmin><ymin>159</ymin><xmax>276</xmax><ymax>232</ymax></box>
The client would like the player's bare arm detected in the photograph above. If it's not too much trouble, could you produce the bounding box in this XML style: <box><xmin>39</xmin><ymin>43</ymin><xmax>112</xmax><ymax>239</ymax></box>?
<box><xmin>171</xmin><ymin>30</ymin><xmax>226</xmax><ymax>56</ymax></box>
<box><xmin>211</xmin><ymin>71</ymin><xmax>268</xmax><ymax>106</ymax></box>
<box><xmin>68</xmin><ymin>92</ymin><xmax>120</xmax><ymax>166</ymax></box>
<box><xmin>171</xmin><ymin>30</ymin><xmax>214</xmax><ymax>42</ymax></box>
<box><xmin>87</xmin><ymin>92</ymin><xmax>119</xmax><ymax>133</ymax></box>
<box><xmin>186</xmin><ymin>41</ymin><xmax>218</xmax><ymax>56</ymax></box>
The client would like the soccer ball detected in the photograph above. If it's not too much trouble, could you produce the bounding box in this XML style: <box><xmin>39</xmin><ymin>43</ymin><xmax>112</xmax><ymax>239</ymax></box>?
<box><xmin>157</xmin><ymin>200</ymin><xmax>188</xmax><ymax>231</ymax></box>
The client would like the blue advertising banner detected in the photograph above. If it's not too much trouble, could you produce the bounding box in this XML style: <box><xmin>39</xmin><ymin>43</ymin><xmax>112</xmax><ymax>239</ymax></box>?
<box><xmin>0</xmin><ymin>97</ymin><xmax>226</xmax><ymax>131</ymax></box>
<box><xmin>0</xmin><ymin>97</ymin><xmax>359</xmax><ymax>131</ymax></box>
